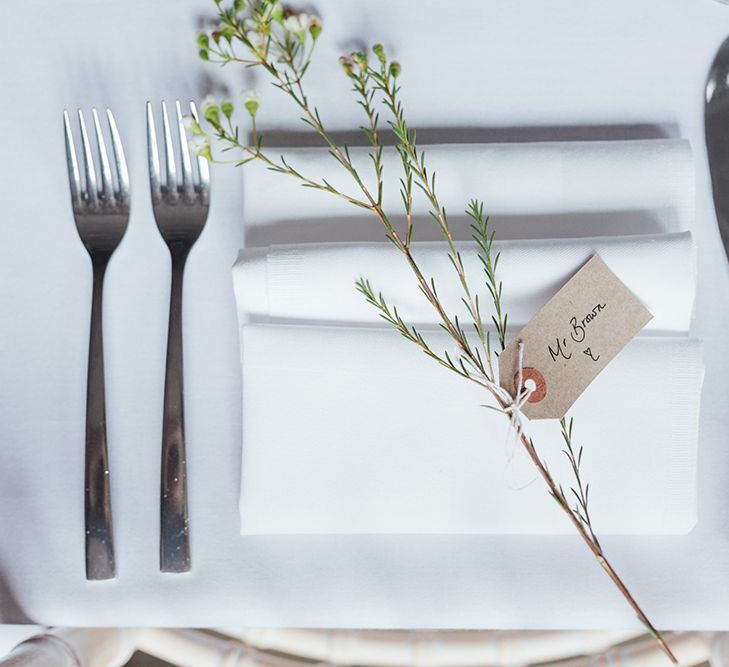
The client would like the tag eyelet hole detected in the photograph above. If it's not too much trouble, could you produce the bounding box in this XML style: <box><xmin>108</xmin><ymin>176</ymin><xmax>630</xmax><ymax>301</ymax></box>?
<box><xmin>514</xmin><ymin>367</ymin><xmax>547</xmax><ymax>403</ymax></box>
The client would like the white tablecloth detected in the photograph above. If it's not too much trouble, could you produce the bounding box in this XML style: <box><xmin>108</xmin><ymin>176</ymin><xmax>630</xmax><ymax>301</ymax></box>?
<box><xmin>0</xmin><ymin>0</ymin><xmax>728</xmax><ymax>628</ymax></box>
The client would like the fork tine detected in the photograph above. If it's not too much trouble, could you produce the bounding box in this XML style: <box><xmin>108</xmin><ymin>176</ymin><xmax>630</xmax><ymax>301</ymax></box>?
<box><xmin>189</xmin><ymin>102</ymin><xmax>210</xmax><ymax>206</ymax></box>
<box><xmin>161</xmin><ymin>101</ymin><xmax>178</xmax><ymax>202</ymax></box>
<box><xmin>146</xmin><ymin>101</ymin><xmax>162</xmax><ymax>205</ymax></box>
<box><xmin>78</xmin><ymin>110</ymin><xmax>99</xmax><ymax>209</ymax></box>
<box><xmin>63</xmin><ymin>110</ymin><xmax>83</xmax><ymax>213</ymax></box>
<box><xmin>106</xmin><ymin>109</ymin><xmax>130</xmax><ymax>209</ymax></box>
<box><xmin>175</xmin><ymin>100</ymin><xmax>195</xmax><ymax>202</ymax></box>
<box><xmin>92</xmin><ymin>109</ymin><xmax>114</xmax><ymax>206</ymax></box>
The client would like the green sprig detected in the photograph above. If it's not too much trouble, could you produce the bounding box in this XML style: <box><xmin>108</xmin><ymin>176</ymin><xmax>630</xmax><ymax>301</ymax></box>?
<box><xmin>559</xmin><ymin>416</ymin><xmax>601</xmax><ymax>550</ymax></box>
<box><xmin>191</xmin><ymin>5</ymin><xmax>678</xmax><ymax>662</ymax></box>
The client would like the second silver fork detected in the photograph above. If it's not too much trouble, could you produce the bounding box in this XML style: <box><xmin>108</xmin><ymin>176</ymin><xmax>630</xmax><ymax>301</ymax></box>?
<box><xmin>147</xmin><ymin>100</ymin><xmax>210</xmax><ymax>573</ymax></box>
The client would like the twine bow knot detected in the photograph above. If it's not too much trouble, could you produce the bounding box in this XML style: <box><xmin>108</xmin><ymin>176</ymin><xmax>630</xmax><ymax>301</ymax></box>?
<box><xmin>488</xmin><ymin>340</ymin><xmax>533</xmax><ymax>443</ymax></box>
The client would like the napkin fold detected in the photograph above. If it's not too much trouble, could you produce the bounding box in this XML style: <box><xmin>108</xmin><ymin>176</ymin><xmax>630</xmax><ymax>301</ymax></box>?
<box><xmin>243</xmin><ymin>140</ymin><xmax>694</xmax><ymax>230</ymax></box>
<box><xmin>239</xmin><ymin>325</ymin><xmax>702</xmax><ymax>535</ymax></box>
<box><xmin>233</xmin><ymin>232</ymin><xmax>695</xmax><ymax>332</ymax></box>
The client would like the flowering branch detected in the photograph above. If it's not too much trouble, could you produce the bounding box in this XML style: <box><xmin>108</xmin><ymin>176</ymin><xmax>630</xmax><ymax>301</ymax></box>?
<box><xmin>192</xmin><ymin>2</ymin><xmax>677</xmax><ymax>662</ymax></box>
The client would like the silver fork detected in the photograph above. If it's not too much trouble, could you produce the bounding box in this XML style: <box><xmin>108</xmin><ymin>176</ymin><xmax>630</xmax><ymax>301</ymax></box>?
<box><xmin>63</xmin><ymin>108</ymin><xmax>130</xmax><ymax>580</ymax></box>
<box><xmin>147</xmin><ymin>100</ymin><xmax>210</xmax><ymax>573</ymax></box>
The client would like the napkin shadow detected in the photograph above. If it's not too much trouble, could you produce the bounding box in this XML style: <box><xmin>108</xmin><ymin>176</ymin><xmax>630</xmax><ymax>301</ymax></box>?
<box><xmin>245</xmin><ymin>121</ymin><xmax>678</xmax><ymax>246</ymax></box>
<box><xmin>245</xmin><ymin>209</ymin><xmax>670</xmax><ymax>246</ymax></box>
<box><xmin>257</xmin><ymin>122</ymin><xmax>677</xmax><ymax>148</ymax></box>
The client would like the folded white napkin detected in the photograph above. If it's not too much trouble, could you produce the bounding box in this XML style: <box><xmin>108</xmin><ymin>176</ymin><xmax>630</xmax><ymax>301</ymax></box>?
<box><xmin>243</xmin><ymin>140</ymin><xmax>694</xmax><ymax>230</ymax></box>
<box><xmin>233</xmin><ymin>232</ymin><xmax>695</xmax><ymax>332</ymax></box>
<box><xmin>236</xmin><ymin>140</ymin><xmax>699</xmax><ymax>537</ymax></box>
<box><xmin>239</xmin><ymin>325</ymin><xmax>702</xmax><ymax>535</ymax></box>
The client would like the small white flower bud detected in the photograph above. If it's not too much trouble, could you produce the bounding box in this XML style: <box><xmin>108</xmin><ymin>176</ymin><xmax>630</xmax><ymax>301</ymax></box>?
<box><xmin>201</xmin><ymin>94</ymin><xmax>218</xmax><ymax>113</ymax></box>
<box><xmin>188</xmin><ymin>134</ymin><xmax>212</xmax><ymax>161</ymax></box>
<box><xmin>283</xmin><ymin>12</ymin><xmax>310</xmax><ymax>34</ymax></box>
<box><xmin>241</xmin><ymin>89</ymin><xmax>261</xmax><ymax>117</ymax></box>
<box><xmin>309</xmin><ymin>15</ymin><xmax>322</xmax><ymax>39</ymax></box>
<box><xmin>188</xmin><ymin>134</ymin><xmax>210</xmax><ymax>153</ymax></box>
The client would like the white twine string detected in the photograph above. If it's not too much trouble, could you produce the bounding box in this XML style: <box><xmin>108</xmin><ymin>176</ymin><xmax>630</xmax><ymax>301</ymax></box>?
<box><xmin>486</xmin><ymin>340</ymin><xmax>534</xmax><ymax>445</ymax></box>
<box><xmin>506</xmin><ymin>340</ymin><xmax>534</xmax><ymax>441</ymax></box>
<box><xmin>456</xmin><ymin>339</ymin><xmax>535</xmax><ymax>482</ymax></box>
<box><xmin>479</xmin><ymin>340</ymin><xmax>537</xmax><ymax>489</ymax></box>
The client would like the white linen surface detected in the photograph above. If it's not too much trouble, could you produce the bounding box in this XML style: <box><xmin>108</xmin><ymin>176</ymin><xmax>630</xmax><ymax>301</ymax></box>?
<box><xmin>233</xmin><ymin>232</ymin><xmax>695</xmax><ymax>332</ymax></box>
<box><xmin>243</xmin><ymin>141</ymin><xmax>694</xmax><ymax>230</ymax></box>
<box><xmin>4</xmin><ymin>0</ymin><xmax>729</xmax><ymax>630</ymax></box>
<box><xmin>239</xmin><ymin>325</ymin><xmax>703</xmax><ymax>535</ymax></box>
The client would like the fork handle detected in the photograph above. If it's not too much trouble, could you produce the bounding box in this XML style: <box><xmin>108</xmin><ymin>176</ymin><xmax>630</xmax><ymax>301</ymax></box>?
<box><xmin>160</xmin><ymin>252</ymin><xmax>191</xmax><ymax>572</ymax></box>
<box><xmin>85</xmin><ymin>258</ymin><xmax>116</xmax><ymax>580</ymax></box>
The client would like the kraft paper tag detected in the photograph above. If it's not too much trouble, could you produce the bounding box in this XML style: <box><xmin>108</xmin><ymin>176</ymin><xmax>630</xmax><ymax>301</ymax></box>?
<box><xmin>498</xmin><ymin>255</ymin><xmax>652</xmax><ymax>420</ymax></box>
